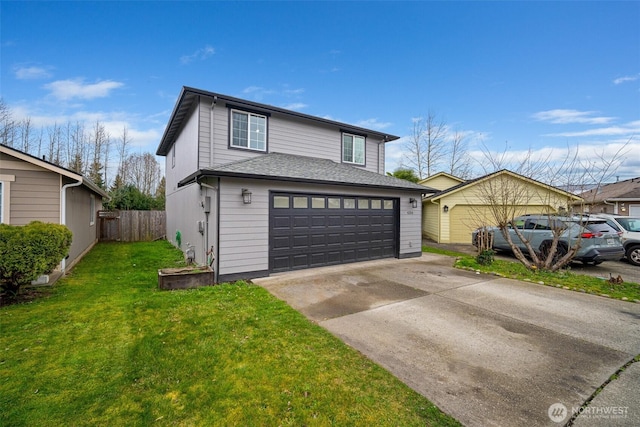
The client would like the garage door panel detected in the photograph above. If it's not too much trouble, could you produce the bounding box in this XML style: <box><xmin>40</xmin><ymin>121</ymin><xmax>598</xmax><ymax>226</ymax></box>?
<box><xmin>311</xmin><ymin>216</ymin><xmax>326</xmax><ymax>227</ymax></box>
<box><xmin>272</xmin><ymin>236</ymin><xmax>290</xmax><ymax>249</ymax></box>
<box><xmin>270</xmin><ymin>193</ymin><xmax>398</xmax><ymax>273</ymax></box>
<box><xmin>273</xmin><ymin>216</ymin><xmax>290</xmax><ymax>229</ymax></box>
<box><xmin>310</xmin><ymin>234</ymin><xmax>326</xmax><ymax>246</ymax></box>
<box><xmin>328</xmin><ymin>215</ymin><xmax>342</xmax><ymax>226</ymax></box>
<box><xmin>293</xmin><ymin>216</ymin><xmax>310</xmax><ymax>228</ymax></box>
<box><xmin>296</xmin><ymin>234</ymin><xmax>312</xmax><ymax>246</ymax></box>
<box><xmin>344</xmin><ymin>215</ymin><xmax>357</xmax><ymax>226</ymax></box>
<box><xmin>292</xmin><ymin>254</ymin><xmax>308</xmax><ymax>268</ymax></box>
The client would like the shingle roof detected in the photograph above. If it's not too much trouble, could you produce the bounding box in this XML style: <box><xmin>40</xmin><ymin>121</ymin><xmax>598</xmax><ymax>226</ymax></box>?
<box><xmin>179</xmin><ymin>152</ymin><xmax>435</xmax><ymax>192</ymax></box>
<box><xmin>578</xmin><ymin>177</ymin><xmax>640</xmax><ymax>202</ymax></box>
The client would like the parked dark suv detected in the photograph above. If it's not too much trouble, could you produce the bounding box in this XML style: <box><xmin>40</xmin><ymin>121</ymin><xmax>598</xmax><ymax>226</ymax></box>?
<box><xmin>472</xmin><ymin>214</ymin><xmax>624</xmax><ymax>265</ymax></box>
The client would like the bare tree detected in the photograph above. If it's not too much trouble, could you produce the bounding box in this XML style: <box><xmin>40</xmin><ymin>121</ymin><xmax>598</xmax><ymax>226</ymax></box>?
<box><xmin>46</xmin><ymin>123</ymin><xmax>63</xmax><ymax>165</ymax></box>
<box><xmin>123</xmin><ymin>152</ymin><xmax>162</xmax><ymax>196</ymax></box>
<box><xmin>114</xmin><ymin>125</ymin><xmax>132</xmax><ymax>186</ymax></box>
<box><xmin>404</xmin><ymin>111</ymin><xmax>448</xmax><ymax>179</ymax></box>
<box><xmin>0</xmin><ymin>98</ymin><xmax>17</xmax><ymax>147</ymax></box>
<box><xmin>404</xmin><ymin>117</ymin><xmax>427</xmax><ymax>179</ymax></box>
<box><xmin>67</xmin><ymin>121</ymin><xmax>86</xmax><ymax>174</ymax></box>
<box><xmin>17</xmin><ymin>117</ymin><xmax>34</xmax><ymax>153</ymax></box>
<box><xmin>470</xmin><ymin>141</ymin><xmax>630</xmax><ymax>271</ymax></box>
<box><xmin>88</xmin><ymin>121</ymin><xmax>108</xmax><ymax>188</ymax></box>
<box><xmin>423</xmin><ymin>111</ymin><xmax>448</xmax><ymax>177</ymax></box>
<box><xmin>448</xmin><ymin>129</ymin><xmax>473</xmax><ymax>179</ymax></box>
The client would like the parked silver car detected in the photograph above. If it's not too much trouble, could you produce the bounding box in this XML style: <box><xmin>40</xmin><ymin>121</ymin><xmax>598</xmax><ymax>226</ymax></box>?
<box><xmin>590</xmin><ymin>214</ymin><xmax>640</xmax><ymax>266</ymax></box>
<box><xmin>472</xmin><ymin>214</ymin><xmax>625</xmax><ymax>265</ymax></box>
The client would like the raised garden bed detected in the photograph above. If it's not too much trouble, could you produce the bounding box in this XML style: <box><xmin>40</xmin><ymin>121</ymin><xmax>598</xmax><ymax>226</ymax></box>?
<box><xmin>158</xmin><ymin>266</ymin><xmax>214</xmax><ymax>290</ymax></box>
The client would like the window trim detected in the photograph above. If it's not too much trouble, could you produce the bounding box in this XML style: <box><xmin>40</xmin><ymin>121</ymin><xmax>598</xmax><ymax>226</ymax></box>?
<box><xmin>0</xmin><ymin>174</ymin><xmax>15</xmax><ymax>224</ymax></box>
<box><xmin>229</xmin><ymin>108</ymin><xmax>268</xmax><ymax>152</ymax></box>
<box><xmin>341</xmin><ymin>132</ymin><xmax>366</xmax><ymax>166</ymax></box>
<box><xmin>89</xmin><ymin>194</ymin><xmax>95</xmax><ymax>226</ymax></box>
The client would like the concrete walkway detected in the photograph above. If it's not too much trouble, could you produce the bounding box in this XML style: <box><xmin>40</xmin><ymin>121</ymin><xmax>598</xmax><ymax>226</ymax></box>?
<box><xmin>255</xmin><ymin>254</ymin><xmax>640</xmax><ymax>426</ymax></box>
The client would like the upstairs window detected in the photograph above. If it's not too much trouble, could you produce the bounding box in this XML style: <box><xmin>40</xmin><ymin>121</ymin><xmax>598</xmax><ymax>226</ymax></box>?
<box><xmin>231</xmin><ymin>110</ymin><xmax>267</xmax><ymax>151</ymax></box>
<box><xmin>342</xmin><ymin>133</ymin><xmax>365</xmax><ymax>165</ymax></box>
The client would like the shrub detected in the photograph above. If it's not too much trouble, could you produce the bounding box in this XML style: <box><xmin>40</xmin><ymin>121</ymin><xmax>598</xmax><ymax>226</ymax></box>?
<box><xmin>0</xmin><ymin>221</ymin><xmax>72</xmax><ymax>297</ymax></box>
<box><xmin>475</xmin><ymin>249</ymin><xmax>495</xmax><ymax>266</ymax></box>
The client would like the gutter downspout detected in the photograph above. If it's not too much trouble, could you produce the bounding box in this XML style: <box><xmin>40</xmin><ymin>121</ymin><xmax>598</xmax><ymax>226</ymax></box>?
<box><xmin>197</xmin><ymin>177</ymin><xmax>217</xmax><ymax>264</ymax></box>
<box><xmin>603</xmin><ymin>199</ymin><xmax>617</xmax><ymax>214</ymax></box>
<box><xmin>60</xmin><ymin>178</ymin><xmax>83</xmax><ymax>272</ymax></box>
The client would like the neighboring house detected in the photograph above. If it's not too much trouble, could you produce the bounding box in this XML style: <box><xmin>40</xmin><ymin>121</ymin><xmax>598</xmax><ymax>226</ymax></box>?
<box><xmin>421</xmin><ymin>169</ymin><xmax>582</xmax><ymax>244</ymax></box>
<box><xmin>156</xmin><ymin>87</ymin><xmax>433</xmax><ymax>282</ymax></box>
<box><xmin>0</xmin><ymin>144</ymin><xmax>108</xmax><ymax>272</ymax></box>
<box><xmin>417</xmin><ymin>172</ymin><xmax>465</xmax><ymax>192</ymax></box>
<box><xmin>577</xmin><ymin>177</ymin><xmax>640</xmax><ymax>216</ymax></box>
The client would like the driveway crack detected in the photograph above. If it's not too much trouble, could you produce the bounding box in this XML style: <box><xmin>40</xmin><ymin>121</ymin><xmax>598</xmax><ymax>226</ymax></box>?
<box><xmin>565</xmin><ymin>354</ymin><xmax>639</xmax><ymax>426</ymax></box>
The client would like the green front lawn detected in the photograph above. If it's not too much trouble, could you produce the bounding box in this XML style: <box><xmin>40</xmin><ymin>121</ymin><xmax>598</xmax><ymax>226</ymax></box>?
<box><xmin>423</xmin><ymin>245</ymin><xmax>640</xmax><ymax>302</ymax></box>
<box><xmin>1</xmin><ymin>241</ymin><xmax>459</xmax><ymax>426</ymax></box>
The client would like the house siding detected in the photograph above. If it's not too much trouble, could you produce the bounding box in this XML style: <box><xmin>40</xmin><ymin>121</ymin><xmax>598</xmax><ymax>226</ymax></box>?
<box><xmin>216</xmin><ymin>178</ymin><xmax>422</xmax><ymax>280</ymax></box>
<box><xmin>1</xmin><ymin>164</ymin><xmax>60</xmax><ymax>225</ymax></box>
<box><xmin>192</xmin><ymin>96</ymin><xmax>386</xmax><ymax>174</ymax></box>
<box><xmin>198</xmin><ymin>97</ymin><xmax>211</xmax><ymax>169</ymax></box>
<box><xmin>420</xmin><ymin>175</ymin><xmax>463</xmax><ymax>191</ymax></box>
<box><xmin>65</xmin><ymin>181</ymin><xmax>101</xmax><ymax>267</ymax></box>
<box><xmin>422</xmin><ymin>200</ymin><xmax>440</xmax><ymax>241</ymax></box>
<box><xmin>166</xmin><ymin>101</ymin><xmax>200</xmax><ymax>193</ymax></box>
<box><xmin>166</xmin><ymin>183</ymin><xmax>210</xmax><ymax>263</ymax></box>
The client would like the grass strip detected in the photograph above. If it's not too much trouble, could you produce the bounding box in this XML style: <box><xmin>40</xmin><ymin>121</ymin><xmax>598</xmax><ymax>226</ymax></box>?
<box><xmin>423</xmin><ymin>245</ymin><xmax>640</xmax><ymax>302</ymax></box>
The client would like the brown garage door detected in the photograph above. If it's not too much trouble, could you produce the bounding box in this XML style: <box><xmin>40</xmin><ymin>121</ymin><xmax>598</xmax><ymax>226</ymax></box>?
<box><xmin>269</xmin><ymin>192</ymin><xmax>398</xmax><ymax>273</ymax></box>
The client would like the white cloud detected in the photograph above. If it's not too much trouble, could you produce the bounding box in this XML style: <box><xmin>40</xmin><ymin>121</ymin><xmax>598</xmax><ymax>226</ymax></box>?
<box><xmin>180</xmin><ymin>45</ymin><xmax>215</xmax><ymax>64</ymax></box>
<box><xmin>14</xmin><ymin>65</ymin><xmax>52</xmax><ymax>80</ymax></box>
<box><xmin>44</xmin><ymin>78</ymin><xmax>124</xmax><ymax>100</ymax></box>
<box><xmin>544</xmin><ymin>120</ymin><xmax>640</xmax><ymax>138</ymax></box>
<box><xmin>613</xmin><ymin>74</ymin><xmax>639</xmax><ymax>85</ymax></box>
<box><xmin>532</xmin><ymin>109</ymin><xmax>615</xmax><ymax>125</ymax></box>
<box><xmin>355</xmin><ymin>118</ymin><xmax>392</xmax><ymax>130</ymax></box>
<box><xmin>281</xmin><ymin>102</ymin><xmax>307</xmax><ymax>111</ymax></box>
<box><xmin>284</xmin><ymin>88</ymin><xmax>305</xmax><ymax>95</ymax></box>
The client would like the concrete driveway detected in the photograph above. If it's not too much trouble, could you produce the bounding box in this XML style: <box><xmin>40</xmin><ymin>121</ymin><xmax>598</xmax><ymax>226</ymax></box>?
<box><xmin>254</xmin><ymin>254</ymin><xmax>640</xmax><ymax>426</ymax></box>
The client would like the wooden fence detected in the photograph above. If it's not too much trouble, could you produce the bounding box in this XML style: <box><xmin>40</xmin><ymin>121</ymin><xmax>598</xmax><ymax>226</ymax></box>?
<box><xmin>98</xmin><ymin>210</ymin><xmax>166</xmax><ymax>242</ymax></box>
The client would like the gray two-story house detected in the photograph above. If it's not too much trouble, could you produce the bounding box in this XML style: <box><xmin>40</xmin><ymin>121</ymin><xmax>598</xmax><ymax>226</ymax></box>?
<box><xmin>157</xmin><ymin>87</ymin><xmax>433</xmax><ymax>282</ymax></box>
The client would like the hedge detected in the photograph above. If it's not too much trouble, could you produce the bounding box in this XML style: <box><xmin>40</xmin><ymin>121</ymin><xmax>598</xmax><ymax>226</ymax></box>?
<box><xmin>0</xmin><ymin>221</ymin><xmax>72</xmax><ymax>296</ymax></box>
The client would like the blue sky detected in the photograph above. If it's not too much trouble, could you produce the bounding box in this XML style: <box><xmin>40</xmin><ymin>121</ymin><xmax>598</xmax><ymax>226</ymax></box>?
<box><xmin>2</xmin><ymin>1</ymin><xmax>639</xmax><ymax>181</ymax></box>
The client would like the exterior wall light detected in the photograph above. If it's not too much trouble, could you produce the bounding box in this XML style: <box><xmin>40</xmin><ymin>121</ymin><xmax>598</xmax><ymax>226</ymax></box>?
<box><xmin>242</xmin><ymin>188</ymin><xmax>252</xmax><ymax>204</ymax></box>
<box><xmin>443</xmin><ymin>205</ymin><xmax>449</xmax><ymax>213</ymax></box>
<box><xmin>409</xmin><ymin>197</ymin><xmax>418</xmax><ymax>208</ymax></box>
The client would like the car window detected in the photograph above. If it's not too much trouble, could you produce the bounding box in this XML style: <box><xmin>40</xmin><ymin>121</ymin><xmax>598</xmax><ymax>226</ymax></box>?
<box><xmin>510</xmin><ymin>219</ymin><xmax>525</xmax><ymax>229</ymax></box>
<box><xmin>616</xmin><ymin>218</ymin><xmax>640</xmax><ymax>232</ymax></box>
<box><xmin>604</xmin><ymin>219</ymin><xmax>622</xmax><ymax>232</ymax></box>
<box><xmin>584</xmin><ymin>221</ymin><xmax>618</xmax><ymax>234</ymax></box>
<box><xmin>533</xmin><ymin>219</ymin><xmax>551</xmax><ymax>230</ymax></box>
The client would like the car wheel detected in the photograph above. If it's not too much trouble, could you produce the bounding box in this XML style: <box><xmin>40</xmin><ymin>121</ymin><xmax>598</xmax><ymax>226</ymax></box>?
<box><xmin>626</xmin><ymin>245</ymin><xmax>640</xmax><ymax>267</ymax></box>
<box><xmin>540</xmin><ymin>241</ymin><xmax>568</xmax><ymax>265</ymax></box>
